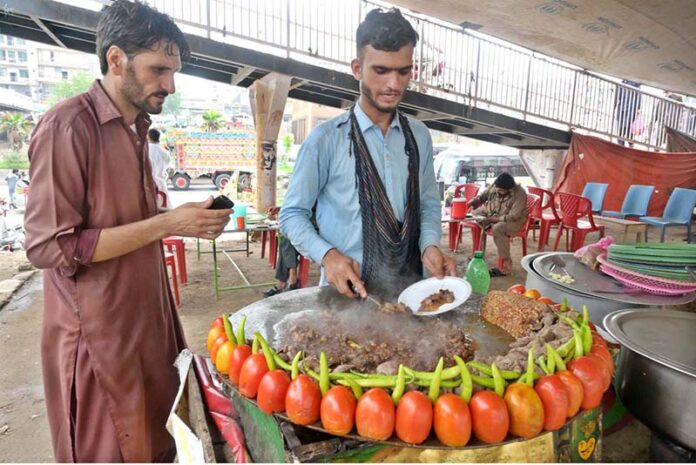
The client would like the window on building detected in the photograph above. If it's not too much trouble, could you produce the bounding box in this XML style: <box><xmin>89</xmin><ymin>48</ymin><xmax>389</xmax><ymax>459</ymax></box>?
<box><xmin>19</xmin><ymin>69</ymin><xmax>29</xmax><ymax>79</ymax></box>
<box><xmin>17</xmin><ymin>38</ymin><xmax>25</xmax><ymax>45</ymax></box>
<box><xmin>0</xmin><ymin>35</ymin><xmax>5</xmax><ymax>45</ymax></box>
<box><xmin>291</xmin><ymin>118</ymin><xmax>307</xmax><ymax>144</ymax></box>
<box><xmin>50</xmin><ymin>51</ymin><xmax>55</xmax><ymax>62</ymax></box>
<box><xmin>61</xmin><ymin>71</ymin><xmax>68</xmax><ymax>80</ymax></box>
<box><xmin>18</xmin><ymin>51</ymin><xmax>27</xmax><ymax>62</ymax></box>
<box><xmin>0</xmin><ymin>68</ymin><xmax>6</xmax><ymax>77</ymax></box>
<box><xmin>10</xmin><ymin>72</ymin><xmax>17</xmax><ymax>82</ymax></box>
<box><xmin>0</xmin><ymin>50</ymin><xmax>5</xmax><ymax>61</ymax></box>
<box><xmin>7</xmin><ymin>36</ymin><xmax>14</xmax><ymax>46</ymax></box>
<box><xmin>8</xmin><ymin>51</ymin><xmax>16</xmax><ymax>63</ymax></box>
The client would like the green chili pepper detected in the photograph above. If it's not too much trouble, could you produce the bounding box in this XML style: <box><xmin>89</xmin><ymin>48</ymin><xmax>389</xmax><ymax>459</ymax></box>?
<box><xmin>551</xmin><ymin>346</ymin><xmax>566</xmax><ymax>372</ymax></box>
<box><xmin>235</xmin><ymin>315</ymin><xmax>247</xmax><ymax>345</ymax></box>
<box><xmin>573</xmin><ymin>329</ymin><xmax>584</xmax><ymax>359</ymax></box>
<box><xmin>454</xmin><ymin>355</ymin><xmax>473</xmax><ymax>402</ymax></box>
<box><xmin>319</xmin><ymin>352</ymin><xmax>330</xmax><ymax>396</ymax></box>
<box><xmin>582</xmin><ymin>325</ymin><xmax>593</xmax><ymax>355</ymax></box>
<box><xmin>336</xmin><ymin>377</ymin><xmax>396</xmax><ymax>388</ymax></box>
<box><xmin>563</xmin><ymin>346</ymin><xmax>575</xmax><ymax>364</ymax></box>
<box><xmin>561</xmin><ymin>315</ymin><xmax>581</xmax><ymax>331</ymax></box>
<box><xmin>491</xmin><ymin>364</ymin><xmax>505</xmax><ymax>397</ymax></box>
<box><xmin>428</xmin><ymin>358</ymin><xmax>444</xmax><ymax>403</ymax></box>
<box><xmin>251</xmin><ymin>333</ymin><xmax>259</xmax><ymax>354</ymax></box>
<box><xmin>346</xmin><ymin>378</ymin><xmax>363</xmax><ymax>400</ymax></box>
<box><xmin>391</xmin><ymin>365</ymin><xmax>406</xmax><ymax>405</ymax></box>
<box><xmin>255</xmin><ymin>332</ymin><xmax>276</xmax><ymax>371</ymax></box>
<box><xmin>290</xmin><ymin>351</ymin><xmax>301</xmax><ymax>380</ymax></box>
<box><xmin>471</xmin><ymin>374</ymin><xmax>496</xmax><ymax>389</ymax></box>
<box><xmin>272</xmin><ymin>353</ymin><xmax>292</xmax><ymax>372</ymax></box>
<box><xmin>222</xmin><ymin>314</ymin><xmax>238</xmax><ymax>346</ymax></box>
<box><xmin>404</xmin><ymin>364</ymin><xmax>460</xmax><ymax>381</ymax></box>
<box><xmin>304</xmin><ymin>367</ymin><xmax>321</xmax><ymax>382</ymax></box>
<box><xmin>523</xmin><ymin>348</ymin><xmax>535</xmax><ymax>387</ymax></box>
<box><xmin>582</xmin><ymin>305</ymin><xmax>590</xmax><ymax>325</ymax></box>
<box><xmin>560</xmin><ymin>297</ymin><xmax>568</xmax><ymax>312</ymax></box>
<box><xmin>466</xmin><ymin>361</ymin><xmax>520</xmax><ymax>380</ymax></box>
<box><xmin>557</xmin><ymin>334</ymin><xmax>576</xmax><ymax>358</ymax></box>
<box><xmin>537</xmin><ymin>355</ymin><xmax>550</xmax><ymax>375</ymax></box>
<box><xmin>546</xmin><ymin>344</ymin><xmax>556</xmax><ymax>374</ymax></box>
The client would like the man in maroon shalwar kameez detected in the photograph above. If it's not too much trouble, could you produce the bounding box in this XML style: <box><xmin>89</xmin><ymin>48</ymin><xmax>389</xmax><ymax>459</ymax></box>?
<box><xmin>24</xmin><ymin>1</ymin><xmax>232</xmax><ymax>461</ymax></box>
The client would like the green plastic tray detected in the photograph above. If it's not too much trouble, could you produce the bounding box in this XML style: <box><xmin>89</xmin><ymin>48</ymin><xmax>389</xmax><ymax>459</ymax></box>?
<box><xmin>607</xmin><ymin>258</ymin><xmax>694</xmax><ymax>281</ymax></box>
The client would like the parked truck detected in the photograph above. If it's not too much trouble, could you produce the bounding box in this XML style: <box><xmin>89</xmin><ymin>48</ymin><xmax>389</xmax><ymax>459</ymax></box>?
<box><xmin>167</xmin><ymin>129</ymin><xmax>256</xmax><ymax>191</ymax></box>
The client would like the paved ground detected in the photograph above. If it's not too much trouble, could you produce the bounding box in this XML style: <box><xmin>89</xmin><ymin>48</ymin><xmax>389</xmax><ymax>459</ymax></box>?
<box><xmin>3</xmin><ymin>179</ymin><xmax>692</xmax><ymax>461</ymax></box>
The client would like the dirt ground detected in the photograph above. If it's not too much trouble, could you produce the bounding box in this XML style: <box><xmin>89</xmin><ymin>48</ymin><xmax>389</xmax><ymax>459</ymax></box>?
<box><xmin>1</xmin><ymin>227</ymin><xmax>680</xmax><ymax>462</ymax></box>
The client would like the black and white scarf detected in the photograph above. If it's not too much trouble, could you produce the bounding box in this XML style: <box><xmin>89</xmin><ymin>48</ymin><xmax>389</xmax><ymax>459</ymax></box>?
<box><xmin>348</xmin><ymin>105</ymin><xmax>422</xmax><ymax>298</ymax></box>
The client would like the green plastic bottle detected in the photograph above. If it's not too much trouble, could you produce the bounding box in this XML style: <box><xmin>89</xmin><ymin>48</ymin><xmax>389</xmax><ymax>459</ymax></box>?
<box><xmin>466</xmin><ymin>251</ymin><xmax>490</xmax><ymax>295</ymax></box>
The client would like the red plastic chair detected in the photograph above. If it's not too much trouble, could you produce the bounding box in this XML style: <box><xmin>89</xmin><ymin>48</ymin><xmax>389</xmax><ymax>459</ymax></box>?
<box><xmin>484</xmin><ymin>193</ymin><xmax>540</xmax><ymax>258</ymax></box>
<box><xmin>164</xmin><ymin>251</ymin><xmax>180</xmax><ymax>307</ymax></box>
<box><xmin>163</xmin><ymin>236</ymin><xmax>187</xmax><ymax>285</ymax></box>
<box><xmin>450</xmin><ymin>184</ymin><xmax>481</xmax><ymax>252</ymax></box>
<box><xmin>298</xmin><ymin>256</ymin><xmax>311</xmax><ymax>288</ymax></box>
<box><xmin>528</xmin><ymin>186</ymin><xmax>561</xmax><ymax>252</ymax></box>
<box><xmin>552</xmin><ymin>192</ymin><xmax>605</xmax><ymax>252</ymax></box>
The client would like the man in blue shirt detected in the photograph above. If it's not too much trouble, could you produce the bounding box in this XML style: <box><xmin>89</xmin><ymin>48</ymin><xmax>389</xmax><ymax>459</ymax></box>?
<box><xmin>280</xmin><ymin>8</ymin><xmax>455</xmax><ymax>299</ymax></box>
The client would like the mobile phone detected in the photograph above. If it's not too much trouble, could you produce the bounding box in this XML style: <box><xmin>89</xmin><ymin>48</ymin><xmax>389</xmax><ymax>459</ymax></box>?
<box><xmin>209</xmin><ymin>195</ymin><xmax>235</xmax><ymax>210</ymax></box>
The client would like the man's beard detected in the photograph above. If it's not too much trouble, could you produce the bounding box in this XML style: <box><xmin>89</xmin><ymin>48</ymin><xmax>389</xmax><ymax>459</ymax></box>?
<box><xmin>122</xmin><ymin>64</ymin><xmax>168</xmax><ymax>115</ymax></box>
<box><xmin>360</xmin><ymin>81</ymin><xmax>402</xmax><ymax>114</ymax></box>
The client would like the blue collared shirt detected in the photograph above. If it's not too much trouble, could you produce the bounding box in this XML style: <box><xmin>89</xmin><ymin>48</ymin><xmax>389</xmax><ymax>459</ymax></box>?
<box><xmin>280</xmin><ymin>103</ymin><xmax>442</xmax><ymax>283</ymax></box>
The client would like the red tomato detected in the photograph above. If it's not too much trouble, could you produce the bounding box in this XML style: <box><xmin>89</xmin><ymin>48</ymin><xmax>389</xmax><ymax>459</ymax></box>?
<box><xmin>534</xmin><ymin>375</ymin><xmax>569</xmax><ymax>431</ymax></box>
<box><xmin>537</xmin><ymin>296</ymin><xmax>554</xmax><ymax>305</ymax></box>
<box><xmin>355</xmin><ymin>388</ymin><xmax>395</xmax><ymax>441</ymax></box>
<box><xmin>469</xmin><ymin>390</ymin><xmax>509</xmax><ymax>444</ymax></box>
<box><xmin>238</xmin><ymin>353</ymin><xmax>269</xmax><ymax>398</ymax></box>
<box><xmin>228</xmin><ymin>344</ymin><xmax>252</xmax><ymax>385</ymax></box>
<box><xmin>592</xmin><ymin>333</ymin><xmax>608</xmax><ymax>348</ymax></box>
<box><xmin>587</xmin><ymin>321</ymin><xmax>598</xmax><ymax>332</ymax></box>
<box><xmin>557</xmin><ymin>370</ymin><xmax>584</xmax><ymax>418</ymax></box>
<box><xmin>209</xmin><ymin>335</ymin><xmax>228</xmax><ymax>362</ymax></box>
<box><xmin>591</xmin><ymin>343</ymin><xmax>614</xmax><ymax>375</ymax></box>
<box><xmin>206</xmin><ymin>326</ymin><xmax>226</xmax><ymax>353</ymax></box>
<box><xmin>320</xmin><ymin>386</ymin><xmax>357</xmax><ymax>436</ymax></box>
<box><xmin>285</xmin><ymin>374</ymin><xmax>322</xmax><ymax>426</ymax></box>
<box><xmin>257</xmin><ymin>369</ymin><xmax>291</xmax><ymax>414</ymax></box>
<box><xmin>434</xmin><ymin>393</ymin><xmax>471</xmax><ymax>447</ymax></box>
<box><xmin>507</xmin><ymin>284</ymin><xmax>526</xmax><ymax>294</ymax></box>
<box><xmin>395</xmin><ymin>391</ymin><xmax>433</xmax><ymax>445</ymax></box>
<box><xmin>504</xmin><ymin>383</ymin><xmax>544</xmax><ymax>438</ymax></box>
<box><xmin>568</xmin><ymin>356</ymin><xmax>605</xmax><ymax>410</ymax></box>
<box><xmin>585</xmin><ymin>352</ymin><xmax>612</xmax><ymax>392</ymax></box>
<box><xmin>211</xmin><ymin>316</ymin><xmax>224</xmax><ymax>329</ymax></box>
<box><xmin>215</xmin><ymin>341</ymin><xmax>235</xmax><ymax>375</ymax></box>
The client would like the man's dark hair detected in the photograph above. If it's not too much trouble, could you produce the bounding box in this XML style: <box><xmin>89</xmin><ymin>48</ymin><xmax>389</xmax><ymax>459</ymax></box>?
<box><xmin>148</xmin><ymin>128</ymin><xmax>161</xmax><ymax>143</ymax></box>
<box><xmin>12</xmin><ymin>169</ymin><xmax>19</xmax><ymax>174</ymax></box>
<box><xmin>494</xmin><ymin>172</ymin><xmax>516</xmax><ymax>190</ymax></box>
<box><xmin>96</xmin><ymin>0</ymin><xmax>190</xmax><ymax>75</ymax></box>
<box><xmin>356</xmin><ymin>8</ymin><xmax>418</xmax><ymax>56</ymax></box>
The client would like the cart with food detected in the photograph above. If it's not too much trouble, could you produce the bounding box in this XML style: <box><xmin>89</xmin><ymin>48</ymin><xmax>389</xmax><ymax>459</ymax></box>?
<box><xmin>199</xmin><ymin>280</ymin><xmax>615</xmax><ymax>463</ymax></box>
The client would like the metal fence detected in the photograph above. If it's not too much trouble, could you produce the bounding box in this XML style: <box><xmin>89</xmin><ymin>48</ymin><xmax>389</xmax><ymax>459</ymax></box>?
<box><xmin>94</xmin><ymin>0</ymin><xmax>696</xmax><ymax>149</ymax></box>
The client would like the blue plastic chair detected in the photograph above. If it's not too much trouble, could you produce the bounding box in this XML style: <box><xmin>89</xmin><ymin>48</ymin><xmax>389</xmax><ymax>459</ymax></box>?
<box><xmin>640</xmin><ymin>187</ymin><xmax>696</xmax><ymax>243</ymax></box>
<box><xmin>581</xmin><ymin>182</ymin><xmax>609</xmax><ymax>214</ymax></box>
<box><xmin>601</xmin><ymin>185</ymin><xmax>655</xmax><ymax>219</ymax></box>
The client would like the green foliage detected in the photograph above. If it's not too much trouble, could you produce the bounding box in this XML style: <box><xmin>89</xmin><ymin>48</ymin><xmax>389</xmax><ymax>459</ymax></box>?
<box><xmin>201</xmin><ymin>110</ymin><xmax>223</xmax><ymax>133</ymax></box>
<box><xmin>48</xmin><ymin>71</ymin><xmax>94</xmax><ymax>105</ymax></box>
<box><xmin>1</xmin><ymin>113</ymin><xmax>33</xmax><ymax>151</ymax></box>
<box><xmin>282</xmin><ymin>133</ymin><xmax>294</xmax><ymax>155</ymax></box>
<box><xmin>0</xmin><ymin>152</ymin><xmax>30</xmax><ymax>169</ymax></box>
<box><xmin>163</xmin><ymin>92</ymin><xmax>182</xmax><ymax>116</ymax></box>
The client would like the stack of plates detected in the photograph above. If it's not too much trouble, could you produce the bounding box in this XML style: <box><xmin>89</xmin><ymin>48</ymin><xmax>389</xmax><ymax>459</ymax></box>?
<box><xmin>607</xmin><ymin>244</ymin><xmax>696</xmax><ymax>282</ymax></box>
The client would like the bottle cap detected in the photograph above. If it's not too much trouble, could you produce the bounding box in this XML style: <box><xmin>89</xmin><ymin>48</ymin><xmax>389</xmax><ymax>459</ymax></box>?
<box><xmin>473</xmin><ymin>251</ymin><xmax>484</xmax><ymax>259</ymax></box>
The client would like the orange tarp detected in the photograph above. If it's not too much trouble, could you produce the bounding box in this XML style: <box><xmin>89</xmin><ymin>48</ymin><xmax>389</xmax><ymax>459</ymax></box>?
<box><xmin>553</xmin><ymin>133</ymin><xmax>696</xmax><ymax>217</ymax></box>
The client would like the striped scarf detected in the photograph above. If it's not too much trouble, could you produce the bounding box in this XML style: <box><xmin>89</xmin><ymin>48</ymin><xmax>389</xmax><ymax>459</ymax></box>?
<box><xmin>349</xmin><ymin>105</ymin><xmax>422</xmax><ymax>298</ymax></box>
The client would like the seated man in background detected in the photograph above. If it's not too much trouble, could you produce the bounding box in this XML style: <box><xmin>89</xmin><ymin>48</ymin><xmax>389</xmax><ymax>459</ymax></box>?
<box><xmin>468</xmin><ymin>172</ymin><xmax>528</xmax><ymax>276</ymax></box>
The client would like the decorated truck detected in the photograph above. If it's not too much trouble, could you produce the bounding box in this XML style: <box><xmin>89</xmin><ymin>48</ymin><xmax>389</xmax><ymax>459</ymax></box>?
<box><xmin>167</xmin><ymin>129</ymin><xmax>256</xmax><ymax>191</ymax></box>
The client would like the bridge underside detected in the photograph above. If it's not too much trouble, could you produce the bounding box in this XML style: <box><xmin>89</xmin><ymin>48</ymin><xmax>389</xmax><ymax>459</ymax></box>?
<box><xmin>2</xmin><ymin>0</ymin><xmax>570</xmax><ymax>149</ymax></box>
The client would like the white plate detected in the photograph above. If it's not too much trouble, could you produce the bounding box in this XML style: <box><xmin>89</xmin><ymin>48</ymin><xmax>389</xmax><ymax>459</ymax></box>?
<box><xmin>398</xmin><ymin>277</ymin><xmax>472</xmax><ymax>316</ymax></box>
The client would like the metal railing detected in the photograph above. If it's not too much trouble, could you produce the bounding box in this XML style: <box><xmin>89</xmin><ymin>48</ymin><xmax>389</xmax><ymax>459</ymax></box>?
<box><xmin>82</xmin><ymin>0</ymin><xmax>696</xmax><ymax>149</ymax></box>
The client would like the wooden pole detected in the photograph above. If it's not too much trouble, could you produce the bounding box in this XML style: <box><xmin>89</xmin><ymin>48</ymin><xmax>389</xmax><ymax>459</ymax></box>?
<box><xmin>249</xmin><ymin>73</ymin><xmax>291</xmax><ymax>213</ymax></box>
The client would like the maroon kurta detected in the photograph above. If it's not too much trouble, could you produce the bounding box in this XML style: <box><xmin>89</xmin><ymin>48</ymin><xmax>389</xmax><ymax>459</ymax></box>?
<box><xmin>24</xmin><ymin>81</ymin><xmax>186</xmax><ymax>462</ymax></box>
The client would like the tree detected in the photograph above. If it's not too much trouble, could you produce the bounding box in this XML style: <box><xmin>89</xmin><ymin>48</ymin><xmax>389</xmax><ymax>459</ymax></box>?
<box><xmin>1</xmin><ymin>112</ymin><xmax>33</xmax><ymax>151</ymax></box>
<box><xmin>281</xmin><ymin>132</ymin><xmax>294</xmax><ymax>163</ymax></box>
<box><xmin>201</xmin><ymin>110</ymin><xmax>223</xmax><ymax>133</ymax></box>
<box><xmin>48</xmin><ymin>71</ymin><xmax>94</xmax><ymax>105</ymax></box>
<box><xmin>162</xmin><ymin>92</ymin><xmax>182</xmax><ymax>120</ymax></box>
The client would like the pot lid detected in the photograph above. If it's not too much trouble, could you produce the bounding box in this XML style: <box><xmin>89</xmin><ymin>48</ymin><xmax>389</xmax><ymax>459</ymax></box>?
<box><xmin>604</xmin><ymin>309</ymin><xmax>696</xmax><ymax>378</ymax></box>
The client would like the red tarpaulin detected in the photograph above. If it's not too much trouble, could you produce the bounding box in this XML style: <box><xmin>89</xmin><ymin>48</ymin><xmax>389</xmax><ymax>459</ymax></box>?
<box><xmin>553</xmin><ymin>133</ymin><xmax>696</xmax><ymax>217</ymax></box>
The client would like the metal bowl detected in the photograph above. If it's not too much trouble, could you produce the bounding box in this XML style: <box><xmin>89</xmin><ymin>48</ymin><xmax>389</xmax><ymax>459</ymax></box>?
<box><xmin>604</xmin><ymin>309</ymin><xmax>696</xmax><ymax>450</ymax></box>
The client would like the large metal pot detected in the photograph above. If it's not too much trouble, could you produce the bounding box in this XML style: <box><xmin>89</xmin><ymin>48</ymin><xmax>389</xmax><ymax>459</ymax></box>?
<box><xmin>604</xmin><ymin>309</ymin><xmax>696</xmax><ymax>450</ymax></box>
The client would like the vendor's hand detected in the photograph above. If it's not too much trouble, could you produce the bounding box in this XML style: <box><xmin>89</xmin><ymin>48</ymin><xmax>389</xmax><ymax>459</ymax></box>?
<box><xmin>422</xmin><ymin>246</ymin><xmax>457</xmax><ymax>279</ymax></box>
<box><xmin>267</xmin><ymin>206</ymin><xmax>281</xmax><ymax>220</ymax></box>
<box><xmin>487</xmin><ymin>216</ymin><xmax>500</xmax><ymax>223</ymax></box>
<box><xmin>322</xmin><ymin>248</ymin><xmax>366</xmax><ymax>299</ymax></box>
<box><xmin>162</xmin><ymin>196</ymin><xmax>232</xmax><ymax>240</ymax></box>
